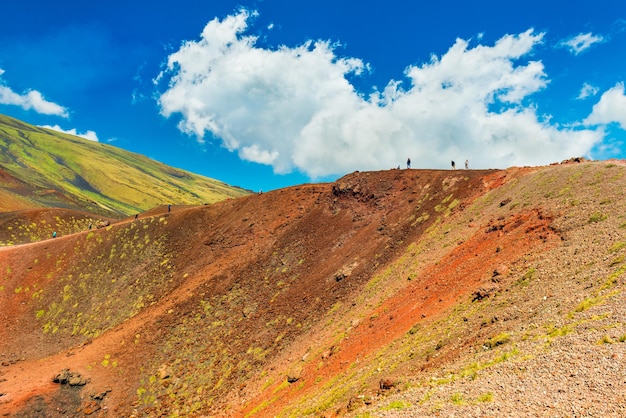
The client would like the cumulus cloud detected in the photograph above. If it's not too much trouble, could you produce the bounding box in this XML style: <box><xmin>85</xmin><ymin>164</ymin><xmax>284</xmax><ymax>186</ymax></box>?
<box><xmin>0</xmin><ymin>69</ymin><xmax>69</xmax><ymax>117</ymax></box>
<box><xmin>41</xmin><ymin>124</ymin><xmax>99</xmax><ymax>142</ymax></box>
<box><xmin>559</xmin><ymin>32</ymin><xmax>604</xmax><ymax>55</ymax></box>
<box><xmin>578</xmin><ymin>82</ymin><xmax>600</xmax><ymax>99</ymax></box>
<box><xmin>156</xmin><ymin>10</ymin><xmax>602</xmax><ymax>177</ymax></box>
<box><xmin>585</xmin><ymin>82</ymin><xmax>626</xmax><ymax>130</ymax></box>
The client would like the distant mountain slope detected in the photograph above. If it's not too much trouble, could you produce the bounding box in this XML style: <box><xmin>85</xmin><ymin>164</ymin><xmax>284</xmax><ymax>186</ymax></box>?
<box><xmin>0</xmin><ymin>114</ymin><xmax>250</xmax><ymax>216</ymax></box>
<box><xmin>1</xmin><ymin>161</ymin><xmax>625</xmax><ymax>417</ymax></box>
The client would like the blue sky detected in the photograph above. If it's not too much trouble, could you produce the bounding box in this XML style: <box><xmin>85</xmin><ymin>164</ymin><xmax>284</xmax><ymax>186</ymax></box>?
<box><xmin>1</xmin><ymin>1</ymin><xmax>625</xmax><ymax>192</ymax></box>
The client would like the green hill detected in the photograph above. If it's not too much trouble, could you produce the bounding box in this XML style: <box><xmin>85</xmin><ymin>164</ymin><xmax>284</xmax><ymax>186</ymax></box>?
<box><xmin>0</xmin><ymin>114</ymin><xmax>250</xmax><ymax>216</ymax></box>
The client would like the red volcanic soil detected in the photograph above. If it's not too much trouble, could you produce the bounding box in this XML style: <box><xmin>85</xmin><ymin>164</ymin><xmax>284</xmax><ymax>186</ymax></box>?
<box><xmin>0</xmin><ymin>165</ymin><xmax>598</xmax><ymax>417</ymax></box>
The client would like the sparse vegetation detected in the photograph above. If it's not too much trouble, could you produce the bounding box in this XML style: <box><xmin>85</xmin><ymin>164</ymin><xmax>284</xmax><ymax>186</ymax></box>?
<box><xmin>609</xmin><ymin>241</ymin><xmax>626</xmax><ymax>253</ymax></box>
<box><xmin>2</xmin><ymin>158</ymin><xmax>626</xmax><ymax>417</ymax></box>
<box><xmin>382</xmin><ymin>399</ymin><xmax>412</xmax><ymax>410</ymax></box>
<box><xmin>597</xmin><ymin>335</ymin><xmax>615</xmax><ymax>344</ymax></box>
<box><xmin>574</xmin><ymin>296</ymin><xmax>605</xmax><ymax>313</ymax></box>
<box><xmin>476</xmin><ymin>392</ymin><xmax>494</xmax><ymax>403</ymax></box>
<box><xmin>545</xmin><ymin>324</ymin><xmax>573</xmax><ymax>338</ymax></box>
<box><xmin>588</xmin><ymin>212</ymin><xmax>608</xmax><ymax>223</ymax></box>
<box><xmin>483</xmin><ymin>332</ymin><xmax>511</xmax><ymax>349</ymax></box>
<box><xmin>516</xmin><ymin>267</ymin><xmax>536</xmax><ymax>286</ymax></box>
<box><xmin>450</xmin><ymin>392</ymin><xmax>465</xmax><ymax>405</ymax></box>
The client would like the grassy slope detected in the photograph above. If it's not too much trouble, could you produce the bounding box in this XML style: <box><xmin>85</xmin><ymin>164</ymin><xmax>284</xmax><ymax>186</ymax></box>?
<box><xmin>0</xmin><ymin>114</ymin><xmax>250</xmax><ymax>217</ymax></box>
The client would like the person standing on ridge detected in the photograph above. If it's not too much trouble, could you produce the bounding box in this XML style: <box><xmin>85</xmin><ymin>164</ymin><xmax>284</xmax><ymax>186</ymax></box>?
<box><xmin>465</xmin><ymin>159</ymin><xmax>469</xmax><ymax>169</ymax></box>
<box><xmin>407</xmin><ymin>158</ymin><xmax>411</xmax><ymax>169</ymax></box>
<box><xmin>451</xmin><ymin>160</ymin><xmax>456</xmax><ymax>170</ymax></box>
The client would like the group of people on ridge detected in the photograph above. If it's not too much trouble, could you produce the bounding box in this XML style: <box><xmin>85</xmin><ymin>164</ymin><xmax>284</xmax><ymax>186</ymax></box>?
<box><xmin>406</xmin><ymin>158</ymin><xmax>469</xmax><ymax>170</ymax></box>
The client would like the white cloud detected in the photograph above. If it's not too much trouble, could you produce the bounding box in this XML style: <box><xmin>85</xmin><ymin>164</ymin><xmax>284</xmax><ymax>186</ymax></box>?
<box><xmin>578</xmin><ymin>82</ymin><xmax>599</xmax><ymax>99</ymax></box>
<box><xmin>41</xmin><ymin>124</ymin><xmax>99</xmax><ymax>142</ymax></box>
<box><xmin>584</xmin><ymin>82</ymin><xmax>626</xmax><ymax>130</ymax></box>
<box><xmin>559</xmin><ymin>32</ymin><xmax>604</xmax><ymax>55</ymax></box>
<box><xmin>0</xmin><ymin>69</ymin><xmax>69</xmax><ymax>117</ymax></box>
<box><xmin>156</xmin><ymin>10</ymin><xmax>602</xmax><ymax>177</ymax></box>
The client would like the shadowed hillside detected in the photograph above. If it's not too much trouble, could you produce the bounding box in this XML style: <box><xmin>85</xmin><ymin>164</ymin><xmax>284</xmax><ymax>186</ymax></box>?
<box><xmin>0</xmin><ymin>114</ymin><xmax>250</xmax><ymax>218</ymax></box>
<box><xmin>1</xmin><ymin>161</ymin><xmax>625</xmax><ymax>417</ymax></box>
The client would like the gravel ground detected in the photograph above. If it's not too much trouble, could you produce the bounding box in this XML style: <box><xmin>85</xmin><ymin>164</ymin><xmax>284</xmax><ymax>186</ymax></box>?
<box><xmin>351</xmin><ymin>162</ymin><xmax>626</xmax><ymax>417</ymax></box>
